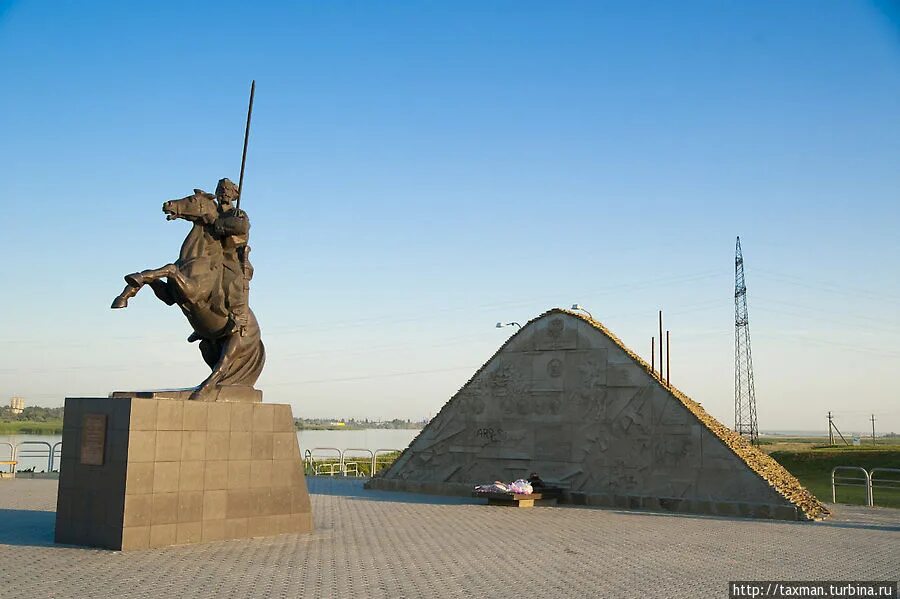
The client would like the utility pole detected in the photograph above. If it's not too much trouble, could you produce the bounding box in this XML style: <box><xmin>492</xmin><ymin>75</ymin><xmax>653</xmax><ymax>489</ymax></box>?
<box><xmin>827</xmin><ymin>411</ymin><xmax>849</xmax><ymax>446</ymax></box>
<box><xmin>828</xmin><ymin>412</ymin><xmax>834</xmax><ymax>445</ymax></box>
<box><xmin>871</xmin><ymin>414</ymin><xmax>876</xmax><ymax>445</ymax></box>
<box><xmin>734</xmin><ymin>237</ymin><xmax>759</xmax><ymax>445</ymax></box>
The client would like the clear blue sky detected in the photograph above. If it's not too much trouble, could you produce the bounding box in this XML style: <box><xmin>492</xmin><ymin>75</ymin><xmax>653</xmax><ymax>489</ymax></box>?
<box><xmin>2</xmin><ymin>1</ymin><xmax>898</xmax><ymax>434</ymax></box>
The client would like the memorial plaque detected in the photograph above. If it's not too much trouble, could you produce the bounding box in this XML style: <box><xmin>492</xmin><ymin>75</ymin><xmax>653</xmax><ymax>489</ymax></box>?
<box><xmin>80</xmin><ymin>413</ymin><xmax>107</xmax><ymax>466</ymax></box>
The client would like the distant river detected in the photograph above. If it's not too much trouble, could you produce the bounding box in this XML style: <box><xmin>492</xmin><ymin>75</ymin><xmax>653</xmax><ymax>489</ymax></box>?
<box><xmin>0</xmin><ymin>429</ymin><xmax>419</xmax><ymax>472</ymax></box>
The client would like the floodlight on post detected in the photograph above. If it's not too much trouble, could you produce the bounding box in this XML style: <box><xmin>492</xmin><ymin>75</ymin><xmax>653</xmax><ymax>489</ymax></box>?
<box><xmin>496</xmin><ymin>322</ymin><xmax>522</xmax><ymax>329</ymax></box>
<box><xmin>571</xmin><ymin>304</ymin><xmax>593</xmax><ymax>320</ymax></box>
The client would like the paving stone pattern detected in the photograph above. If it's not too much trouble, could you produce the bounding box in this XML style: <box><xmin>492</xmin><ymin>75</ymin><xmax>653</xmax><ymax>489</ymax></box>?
<box><xmin>1</xmin><ymin>478</ymin><xmax>898</xmax><ymax>598</ymax></box>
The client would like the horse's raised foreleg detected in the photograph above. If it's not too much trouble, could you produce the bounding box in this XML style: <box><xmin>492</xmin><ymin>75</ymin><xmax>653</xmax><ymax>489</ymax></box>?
<box><xmin>111</xmin><ymin>280</ymin><xmax>140</xmax><ymax>309</ymax></box>
<box><xmin>110</xmin><ymin>264</ymin><xmax>195</xmax><ymax>309</ymax></box>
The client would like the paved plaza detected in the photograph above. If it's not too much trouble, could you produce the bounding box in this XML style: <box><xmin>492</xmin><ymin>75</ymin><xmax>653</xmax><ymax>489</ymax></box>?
<box><xmin>0</xmin><ymin>477</ymin><xmax>897</xmax><ymax>598</ymax></box>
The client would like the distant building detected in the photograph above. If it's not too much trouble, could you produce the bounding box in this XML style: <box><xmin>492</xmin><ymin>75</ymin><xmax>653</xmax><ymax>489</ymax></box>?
<box><xmin>9</xmin><ymin>396</ymin><xmax>24</xmax><ymax>415</ymax></box>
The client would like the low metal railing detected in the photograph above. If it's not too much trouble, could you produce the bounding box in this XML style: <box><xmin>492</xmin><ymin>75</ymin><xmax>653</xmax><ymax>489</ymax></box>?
<box><xmin>304</xmin><ymin>447</ymin><xmax>342</xmax><ymax>476</ymax></box>
<box><xmin>373</xmin><ymin>448</ymin><xmax>401</xmax><ymax>476</ymax></box>
<box><xmin>831</xmin><ymin>466</ymin><xmax>871</xmax><ymax>505</ymax></box>
<box><xmin>303</xmin><ymin>447</ymin><xmax>402</xmax><ymax>477</ymax></box>
<box><xmin>342</xmin><ymin>449</ymin><xmax>374</xmax><ymax>478</ymax></box>
<box><xmin>831</xmin><ymin>466</ymin><xmax>900</xmax><ymax>507</ymax></box>
<box><xmin>13</xmin><ymin>441</ymin><xmax>54</xmax><ymax>473</ymax></box>
<box><xmin>51</xmin><ymin>442</ymin><xmax>63</xmax><ymax>471</ymax></box>
<box><xmin>870</xmin><ymin>468</ymin><xmax>900</xmax><ymax>507</ymax></box>
<box><xmin>0</xmin><ymin>442</ymin><xmax>15</xmax><ymax>474</ymax></box>
<box><xmin>4</xmin><ymin>441</ymin><xmax>404</xmax><ymax>478</ymax></box>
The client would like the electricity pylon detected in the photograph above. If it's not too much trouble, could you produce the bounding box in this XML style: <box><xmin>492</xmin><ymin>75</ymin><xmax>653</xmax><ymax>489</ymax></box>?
<box><xmin>734</xmin><ymin>236</ymin><xmax>759</xmax><ymax>445</ymax></box>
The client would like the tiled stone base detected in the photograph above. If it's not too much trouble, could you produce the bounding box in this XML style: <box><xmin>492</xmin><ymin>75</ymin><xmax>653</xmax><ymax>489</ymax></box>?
<box><xmin>55</xmin><ymin>397</ymin><xmax>313</xmax><ymax>551</ymax></box>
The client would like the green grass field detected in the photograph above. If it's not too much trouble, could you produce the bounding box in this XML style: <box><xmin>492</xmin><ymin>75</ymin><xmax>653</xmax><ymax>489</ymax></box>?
<box><xmin>0</xmin><ymin>420</ymin><xmax>64</xmax><ymax>434</ymax></box>
<box><xmin>765</xmin><ymin>440</ymin><xmax>900</xmax><ymax>509</ymax></box>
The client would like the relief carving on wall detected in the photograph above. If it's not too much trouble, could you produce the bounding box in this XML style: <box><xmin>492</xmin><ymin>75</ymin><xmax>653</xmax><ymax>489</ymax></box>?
<box><xmin>610</xmin><ymin>459</ymin><xmax>641</xmax><ymax>493</ymax></box>
<box><xmin>489</xmin><ymin>362</ymin><xmax>530</xmax><ymax>415</ymax></box>
<box><xmin>456</xmin><ymin>386</ymin><xmax>486</xmax><ymax>416</ymax></box>
<box><xmin>571</xmin><ymin>389</ymin><xmax>611</xmax><ymax>421</ymax></box>
<box><xmin>579</xmin><ymin>359</ymin><xmax>606</xmax><ymax>389</ymax></box>
<box><xmin>547</xmin><ymin>358</ymin><xmax>563</xmax><ymax>378</ymax></box>
<box><xmin>610</xmin><ymin>386</ymin><xmax>653</xmax><ymax>435</ymax></box>
<box><xmin>652</xmin><ymin>436</ymin><xmax>693</xmax><ymax>467</ymax></box>
<box><xmin>548</xmin><ymin>318</ymin><xmax>564</xmax><ymax>339</ymax></box>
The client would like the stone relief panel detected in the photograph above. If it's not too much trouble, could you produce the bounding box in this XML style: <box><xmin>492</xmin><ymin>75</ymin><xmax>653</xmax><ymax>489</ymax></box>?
<box><xmin>535</xmin><ymin>425</ymin><xmax>573</xmax><ymax>462</ymax></box>
<box><xmin>605</xmin><ymin>430</ymin><xmax>653</xmax><ymax>471</ymax></box>
<box><xmin>500</xmin><ymin>327</ymin><xmax>535</xmax><ymax>354</ymax></box>
<box><xmin>609</xmin><ymin>460</ymin><xmax>647</xmax><ymax>494</ymax></box>
<box><xmin>639</xmin><ymin>473</ymin><xmax>697</xmax><ymax>499</ymax></box>
<box><xmin>561</xmin><ymin>349</ymin><xmax>609</xmax><ymax>394</ymax></box>
<box><xmin>652</xmin><ymin>389</ymin><xmax>692</xmax><ymax>427</ymax></box>
<box><xmin>528</xmin><ymin>390</ymin><xmax>565</xmax><ymax>419</ymax></box>
<box><xmin>574</xmin><ymin>320</ymin><xmax>609</xmax><ymax>350</ymax></box>
<box><xmin>533</xmin><ymin>316</ymin><xmax>578</xmax><ymax>351</ymax></box>
<box><xmin>454</xmin><ymin>382</ymin><xmax>487</xmax><ymax>420</ymax></box>
<box><xmin>606</xmin><ymin>360</ymin><xmax>649</xmax><ymax>387</ymax></box>
<box><xmin>569</xmin><ymin>466</ymin><xmax>611</xmax><ymax>492</ymax></box>
<box><xmin>530</xmin><ymin>350</ymin><xmax>566</xmax><ymax>391</ymax></box>
<box><xmin>485</xmin><ymin>355</ymin><xmax>532</xmax><ymax>418</ymax></box>
<box><xmin>607</xmin><ymin>385</ymin><xmax>653</xmax><ymax>436</ymax></box>
<box><xmin>651</xmin><ymin>433</ymin><xmax>699</xmax><ymax>469</ymax></box>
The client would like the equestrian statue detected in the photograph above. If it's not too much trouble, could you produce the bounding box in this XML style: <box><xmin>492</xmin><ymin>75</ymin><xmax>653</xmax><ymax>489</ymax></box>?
<box><xmin>110</xmin><ymin>82</ymin><xmax>265</xmax><ymax>401</ymax></box>
<box><xmin>110</xmin><ymin>178</ymin><xmax>265</xmax><ymax>400</ymax></box>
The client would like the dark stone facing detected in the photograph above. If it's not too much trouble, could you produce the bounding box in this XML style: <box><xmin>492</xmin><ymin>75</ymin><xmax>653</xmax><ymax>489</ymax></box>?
<box><xmin>55</xmin><ymin>398</ymin><xmax>312</xmax><ymax>550</ymax></box>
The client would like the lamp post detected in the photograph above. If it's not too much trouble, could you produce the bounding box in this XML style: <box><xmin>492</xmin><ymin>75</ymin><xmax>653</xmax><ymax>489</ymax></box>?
<box><xmin>570</xmin><ymin>304</ymin><xmax>594</xmax><ymax>320</ymax></box>
<box><xmin>495</xmin><ymin>322</ymin><xmax>522</xmax><ymax>329</ymax></box>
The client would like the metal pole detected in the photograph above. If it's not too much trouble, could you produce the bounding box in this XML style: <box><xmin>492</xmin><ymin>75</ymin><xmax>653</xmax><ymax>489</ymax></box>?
<box><xmin>871</xmin><ymin>414</ymin><xmax>876</xmax><ymax>445</ymax></box>
<box><xmin>828</xmin><ymin>412</ymin><xmax>833</xmax><ymax>445</ymax></box>
<box><xmin>832</xmin><ymin>420</ymin><xmax>850</xmax><ymax>446</ymax></box>
<box><xmin>651</xmin><ymin>337</ymin><xmax>655</xmax><ymax>374</ymax></box>
<box><xmin>658</xmin><ymin>310</ymin><xmax>664</xmax><ymax>383</ymax></box>
<box><xmin>666</xmin><ymin>330</ymin><xmax>670</xmax><ymax>387</ymax></box>
<box><xmin>237</xmin><ymin>80</ymin><xmax>256</xmax><ymax>210</ymax></box>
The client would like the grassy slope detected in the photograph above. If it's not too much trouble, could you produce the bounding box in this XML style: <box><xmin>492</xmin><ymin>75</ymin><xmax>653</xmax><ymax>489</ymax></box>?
<box><xmin>766</xmin><ymin>443</ymin><xmax>900</xmax><ymax>509</ymax></box>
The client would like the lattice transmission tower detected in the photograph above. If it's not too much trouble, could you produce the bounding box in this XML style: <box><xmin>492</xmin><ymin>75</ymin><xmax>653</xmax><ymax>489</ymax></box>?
<box><xmin>734</xmin><ymin>236</ymin><xmax>758</xmax><ymax>445</ymax></box>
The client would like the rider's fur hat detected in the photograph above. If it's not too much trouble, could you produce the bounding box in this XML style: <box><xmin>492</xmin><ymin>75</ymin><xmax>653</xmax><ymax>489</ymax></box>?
<box><xmin>216</xmin><ymin>178</ymin><xmax>239</xmax><ymax>202</ymax></box>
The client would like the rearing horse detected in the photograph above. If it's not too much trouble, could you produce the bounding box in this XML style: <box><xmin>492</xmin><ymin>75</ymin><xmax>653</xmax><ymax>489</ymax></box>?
<box><xmin>111</xmin><ymin>189</ymin><xmax>265</xmax><ymax>400</ymax></box>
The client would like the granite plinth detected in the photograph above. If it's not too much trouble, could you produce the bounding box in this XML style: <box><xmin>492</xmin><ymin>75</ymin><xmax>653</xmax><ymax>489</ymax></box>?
<box><xmin>55</xmin><ymin>396</ymin><xmax>312</xmax><ymax>551</ymax></box>
<box><xmin>110</xmin><ymin>385</ymin><xmax>262</xmax><ymax>403</ymax></box>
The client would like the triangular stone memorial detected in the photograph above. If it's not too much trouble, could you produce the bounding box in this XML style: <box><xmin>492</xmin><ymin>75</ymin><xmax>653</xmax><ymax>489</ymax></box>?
<box><xmin>368</xmin><ymin>309</ymin><xmax>826</xmax><ymax>521</ymax></box>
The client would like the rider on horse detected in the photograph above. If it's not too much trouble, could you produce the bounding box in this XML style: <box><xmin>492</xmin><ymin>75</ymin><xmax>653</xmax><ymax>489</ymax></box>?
<box><xmin>213</xmin><ymin>178</ymin><xmax>253</xmax><ymax>336</ymax></box>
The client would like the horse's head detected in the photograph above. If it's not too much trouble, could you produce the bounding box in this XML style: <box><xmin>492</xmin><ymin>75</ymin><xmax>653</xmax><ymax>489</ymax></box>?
<box><xmin>162</xmin><ymin>189</ymin><xmax>218</xmax><ymax>224</ymax></box>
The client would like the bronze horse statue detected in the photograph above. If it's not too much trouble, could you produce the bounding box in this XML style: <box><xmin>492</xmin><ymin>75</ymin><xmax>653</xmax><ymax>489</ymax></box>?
<box><xmin>111</xmin><ymin>189</ymin><xmax>265</xmax><ymax>400</ymax></box>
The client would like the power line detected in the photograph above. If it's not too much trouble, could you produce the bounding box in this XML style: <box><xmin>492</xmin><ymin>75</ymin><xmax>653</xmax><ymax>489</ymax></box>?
<box><xmin>264</xmin><ymin>364</ymin><xmax>480</xmax><ymax>386</ymax></box>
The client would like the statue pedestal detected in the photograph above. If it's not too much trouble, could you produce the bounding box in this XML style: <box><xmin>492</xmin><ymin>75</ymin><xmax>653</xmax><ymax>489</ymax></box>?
<box><xmin>110</xmin><ymin>385</ymin><xmax>262</xmax><ymax>403</ymax></box>
<box><xmin>55</xmin><ymin>396</ymin><xmax>313</xmax><ymax>551</ymax></box>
